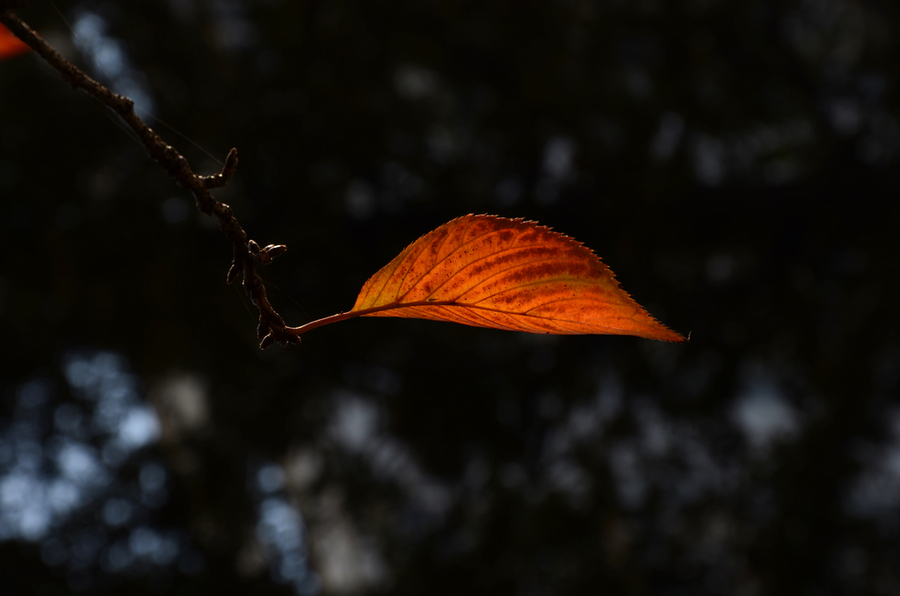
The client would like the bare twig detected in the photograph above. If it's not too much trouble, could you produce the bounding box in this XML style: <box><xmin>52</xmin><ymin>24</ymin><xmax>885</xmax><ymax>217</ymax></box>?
<box><xmin>0</xmin><ymin>9</ymin><xmax>300</xmax><ymax>348</ymax></box>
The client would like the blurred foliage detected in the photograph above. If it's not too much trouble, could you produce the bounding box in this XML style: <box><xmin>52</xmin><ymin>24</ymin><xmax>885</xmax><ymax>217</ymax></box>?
<box><xmin>1</xmin><ymin>0</ymin><xmax>899</xmax><ymax>594</ymax></box>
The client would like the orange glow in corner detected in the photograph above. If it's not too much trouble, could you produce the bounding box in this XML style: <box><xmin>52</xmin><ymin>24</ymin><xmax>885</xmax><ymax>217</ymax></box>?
<box><xmin>0</xmin><ymin>23</ymin><xmax>30</xmax><ymax>60</ymax></box>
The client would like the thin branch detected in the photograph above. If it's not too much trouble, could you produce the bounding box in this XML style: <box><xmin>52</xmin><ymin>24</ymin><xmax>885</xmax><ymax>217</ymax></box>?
<box><xmin>0</xmin><ymin>9</ymin><xmax>300</xmax><ymax>349</ymax></box>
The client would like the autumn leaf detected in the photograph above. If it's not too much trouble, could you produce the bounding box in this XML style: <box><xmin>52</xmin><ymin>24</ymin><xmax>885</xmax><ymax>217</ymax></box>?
<box><xmin>0</xmin><ymin>23</ymin><xmax>30</xmax><ymax>60</ymax></box>
<box><xmin>290</xmin><ymin>214</ymin><xmax>685</xmax><ymax>342</ymax></box>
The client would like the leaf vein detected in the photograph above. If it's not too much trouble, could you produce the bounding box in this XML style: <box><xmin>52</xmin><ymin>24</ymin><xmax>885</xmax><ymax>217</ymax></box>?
<box><xmin>396</xmin><ymin>221</ymin><xmax>524</xmax><ymax>301</ymax></box>
<box><xmin>420</xmin><ymin>248</ymin><xmax>586</xmax><ymax>300</ymax></box>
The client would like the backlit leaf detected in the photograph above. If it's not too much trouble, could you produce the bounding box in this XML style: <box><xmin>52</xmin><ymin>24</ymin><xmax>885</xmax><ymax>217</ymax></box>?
<box><xmin>292</xmin><ymin>215</ymin><xmax>685</xmax><ymax>342</ymax></box>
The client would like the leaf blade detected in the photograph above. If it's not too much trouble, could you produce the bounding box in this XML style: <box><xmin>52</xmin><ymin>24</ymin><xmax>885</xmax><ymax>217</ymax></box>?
<box><xmin>348</xmin><ymin>214</ymin><xmax>685</xmax><ymax>342</ymax></box>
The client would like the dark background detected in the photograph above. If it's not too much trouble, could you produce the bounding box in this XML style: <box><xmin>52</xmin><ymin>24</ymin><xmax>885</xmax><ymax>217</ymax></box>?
<box><xmin>1</xmin><ymin>0</ymin><xmax>899</xmax><ymax>594</ymax></box>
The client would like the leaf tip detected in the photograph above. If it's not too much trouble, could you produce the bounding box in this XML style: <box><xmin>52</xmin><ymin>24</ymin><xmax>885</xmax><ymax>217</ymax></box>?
<box><xmin>647</xmin><ymin>325</ymin><xmax>689</xmax><ymax>343</ymax></box>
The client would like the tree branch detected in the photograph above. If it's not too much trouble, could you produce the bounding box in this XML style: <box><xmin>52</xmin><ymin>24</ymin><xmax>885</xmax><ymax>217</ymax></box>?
<box><xmin>0</xmin><ymin>9</ymin><xmax>299</xmax><ymax>349</ymax></box>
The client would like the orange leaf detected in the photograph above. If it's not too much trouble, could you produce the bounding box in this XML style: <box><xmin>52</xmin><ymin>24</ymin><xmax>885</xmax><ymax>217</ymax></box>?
<box><xmin>0</xmin><ymin>24</ymin><xmax>30</xmax><ymax>60</ymax></box>
<box><xmin>292</xmin><ymin>215</ymin><xmax>685</xmax><ymax>342</ymax></box>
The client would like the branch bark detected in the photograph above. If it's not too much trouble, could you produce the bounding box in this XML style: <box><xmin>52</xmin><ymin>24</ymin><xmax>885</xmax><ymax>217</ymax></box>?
<box><xmin>0</xmin><ymin>9</ymin><xmax>299</xmax><ymax>349</ymax></box>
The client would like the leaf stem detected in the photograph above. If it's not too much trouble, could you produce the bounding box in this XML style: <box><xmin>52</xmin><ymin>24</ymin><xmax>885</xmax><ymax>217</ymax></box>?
<box><xmin>287</xmin><ymin>311</ymin><xmax>361</xmax><ymax>336</ymax></box>
<box><xmin>286</xmin><ymin>301</ymin><xmax>460</xmax><ymax>336</ymax></box>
